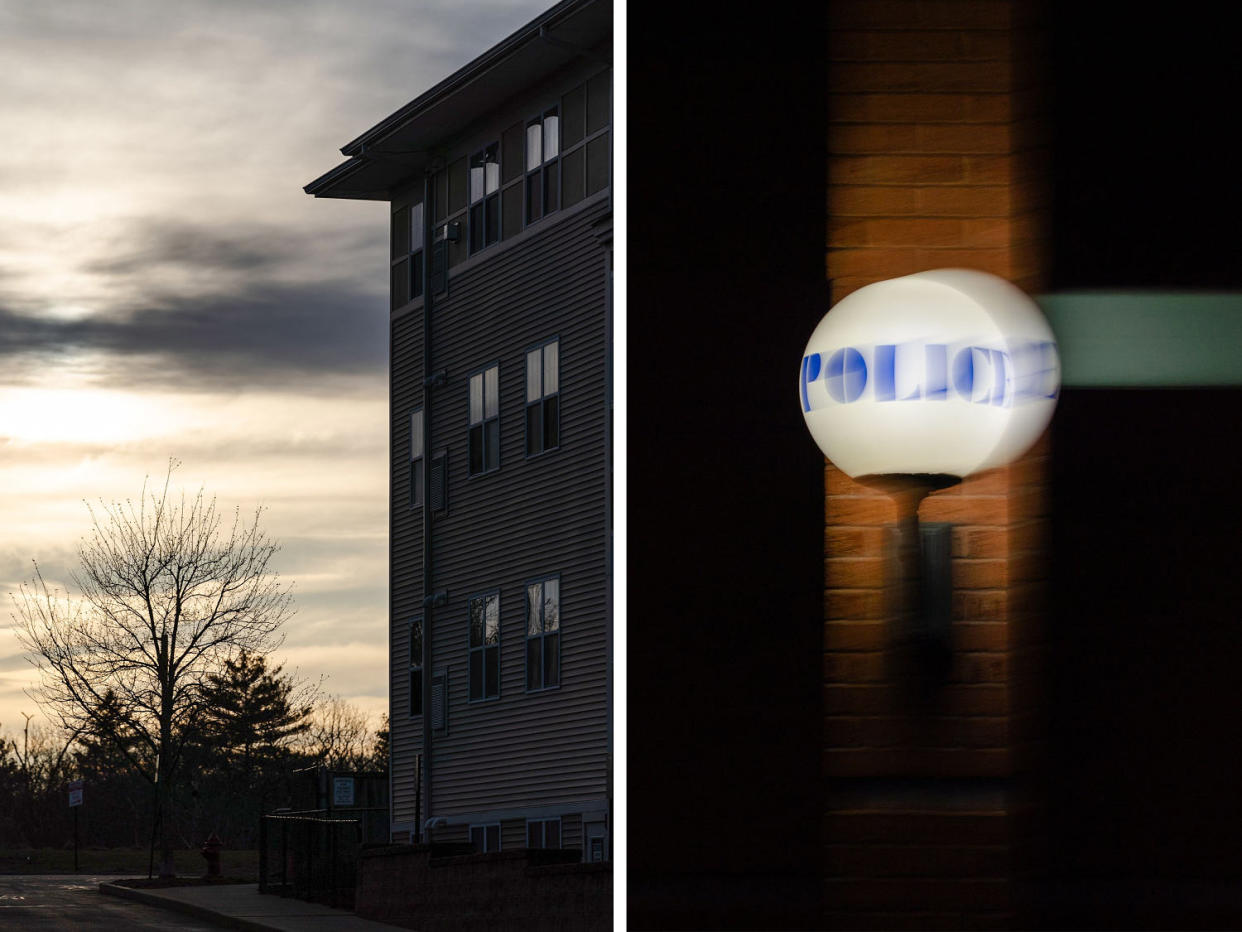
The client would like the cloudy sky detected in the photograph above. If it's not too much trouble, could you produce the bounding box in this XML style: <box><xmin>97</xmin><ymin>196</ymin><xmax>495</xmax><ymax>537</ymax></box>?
<box><xmin>0</xmin><ymin>0</ymin><xmax>556</xmax><ymax>735</ymax></box>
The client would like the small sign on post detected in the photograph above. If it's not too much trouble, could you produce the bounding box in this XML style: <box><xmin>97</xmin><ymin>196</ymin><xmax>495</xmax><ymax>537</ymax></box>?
<box><xmin>68</xmin><ymin>780</ymin><xmax>84</xmax><ymax>873</ymax></box>
<box><xmin>332</xmin><ymin>776</ymin><xmax>355</xmax><ymax>808</ymax></box>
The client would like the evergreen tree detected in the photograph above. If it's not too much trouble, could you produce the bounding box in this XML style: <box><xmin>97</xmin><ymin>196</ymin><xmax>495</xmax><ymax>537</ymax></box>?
<box><xmin>369</xmin><ymin>714</ymin><xmax>389</xmax><ymax>773</ymax></box>
<box><xmin>191</xmin><ymin>650</ymin><xmax>312</xmax><ymax>844</ymax></box>
<box><xmin>198</xmin><ymin>650</ymin><xmax>312</xmax><ymax>774</ymax></box>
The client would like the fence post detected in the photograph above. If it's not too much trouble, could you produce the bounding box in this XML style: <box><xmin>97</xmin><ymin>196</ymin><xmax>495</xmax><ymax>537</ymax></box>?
<box><xmin>304</xmin><ymin>820</ymin><xmax>312</xmax><ymax>902</ymax></box>
<box><xmin>329</xmin><ymin>822</ymin><xmax>338</xmax><ymax>908</ymax></box>
<box><xmin>258</xmin><ymin>816</ymin><xmax>267</xmax><ymax>893</ymax></box>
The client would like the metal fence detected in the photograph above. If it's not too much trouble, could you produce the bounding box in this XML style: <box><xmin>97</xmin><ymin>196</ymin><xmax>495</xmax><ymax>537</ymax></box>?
<box><xmin>258</xmin><ymin>810</ymin><xmax>384</xmax><ymax>909</ymax></box>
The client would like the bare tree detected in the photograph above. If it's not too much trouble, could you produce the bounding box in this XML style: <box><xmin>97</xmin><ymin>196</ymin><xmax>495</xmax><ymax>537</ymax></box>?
<box><xmin>297</xmin><ymin>695</ymin><xmax>376</xmax><ymax>771</ymax></box>
<box><xmin>12</xmin><ymin>463</ymin><xmax>294</xmax><ymax>876</ymax></box>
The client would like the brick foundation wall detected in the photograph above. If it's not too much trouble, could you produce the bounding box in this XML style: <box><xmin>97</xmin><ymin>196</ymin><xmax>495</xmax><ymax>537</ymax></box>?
<box><xmin>355</xmin><ymin>844</ymin><xmax>611</xmax><ymax>932</ymax></box>
<box><xmin>824</xmin><ymin>2</ymin><xmax>1051</xmax><ymax>928</ymax></box>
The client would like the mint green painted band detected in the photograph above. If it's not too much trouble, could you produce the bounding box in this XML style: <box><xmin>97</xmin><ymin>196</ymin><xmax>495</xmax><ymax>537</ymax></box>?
<box><xmin>1036</xmin><ymin>292</ymin><xmax>1242</xmax><ymax>387</ymax></box>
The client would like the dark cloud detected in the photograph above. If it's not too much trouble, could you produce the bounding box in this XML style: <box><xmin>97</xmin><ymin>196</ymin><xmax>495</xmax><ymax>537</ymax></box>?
<box><xmin>0</xmin><ymin>210</ymin><xmax>390</xmax><ymax>392</ymax></box>
<box><xmin>0</xmin><ymin>280</ymin><xmax>387</xmax><ymax>391</ymax></box>
<box><xmin>84</xmin><ymin>222</ymin><xmax>301</xmax><ymax>277</ymax></box>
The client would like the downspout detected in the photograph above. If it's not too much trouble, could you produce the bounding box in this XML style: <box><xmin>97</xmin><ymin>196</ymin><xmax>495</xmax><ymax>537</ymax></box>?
<box><xmin>420</xmin><ymin>168</ymin><xmax>434</xmax><ymax>841</ymax></box>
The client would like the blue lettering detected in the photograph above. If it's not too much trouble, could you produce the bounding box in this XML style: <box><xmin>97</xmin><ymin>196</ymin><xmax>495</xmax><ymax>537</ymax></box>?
<box><xmin>953</xmin><ymin>347</ymin><xmax>974</xmax><ymax>400</ymax></box>
<box><xmin>803</xmin><ymin>340</ymin><xmax>1055</xmax><ymax>411</ymax></box>
<box><xmin>874</xmin><ymin>345</ymin><xmax>896</xmax><ymax>401</ymax></box>
<box><xmin>825</xmin><ymin>347</ymin><xmax>867</xmax><ymax>403</ymax></box>
<box><xmin>898</xmin><ymin>344</ymin><xmax>921</xmax><ymax>400</ymax></box>
<box><xmin>800</xmin><ymin>353</ymin><xmax>821</xmax><ymax>412</ymax></box>
<box><xmin>925</xmin><ymin>344</ymin><xmax>948</xmax><ymax>399</ymax></box>
<box><xmin>1040</xmin><ymin>340</ymin><xmax>1060</xmax><ymax>399</ymax></box>
<box><xmin>991</xmin><ymin>349</ymin><xmax>1008</xmax><ymax>407</ymax></box>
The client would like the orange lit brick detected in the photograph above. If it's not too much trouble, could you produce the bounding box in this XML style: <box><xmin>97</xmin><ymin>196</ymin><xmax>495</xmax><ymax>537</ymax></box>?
<box><xmin>825</xmin><ymin>621</ymin><xmax>888</xmax><ymax>651</ymax></box>
<box><xmin>825</xmin><ymin>588</ymin><xmax>886</xmax><ymax>621</ymax></box>
<box><xmin>830</xmin><ymin>92</ymin><xmax>1013</xmax><ymax>124</ymax></box>
<box><xmin>825</xmin><ymin>526</ymin><xmax>885</xmax><ymax>556</ymax></box>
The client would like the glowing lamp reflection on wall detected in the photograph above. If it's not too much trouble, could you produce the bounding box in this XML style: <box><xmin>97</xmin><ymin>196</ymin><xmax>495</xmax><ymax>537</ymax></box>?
<box><xmin>799</xmin><ymin>269</ymin><xmax>1061</xmax><ymax>682</ymax></box>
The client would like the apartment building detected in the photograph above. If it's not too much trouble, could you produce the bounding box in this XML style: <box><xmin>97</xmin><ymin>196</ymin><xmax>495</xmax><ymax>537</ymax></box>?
<box><xmin>306</xmin><ymin>0</ymin><xmax>612</xmax><ymax>863</ymax></box>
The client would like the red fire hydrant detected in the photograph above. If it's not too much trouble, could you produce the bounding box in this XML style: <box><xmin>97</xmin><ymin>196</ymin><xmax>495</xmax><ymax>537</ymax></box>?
<box><xmin>201</xmin><ymin>833</ymin><xmax>223</xmax><ymax>878</ymax></box>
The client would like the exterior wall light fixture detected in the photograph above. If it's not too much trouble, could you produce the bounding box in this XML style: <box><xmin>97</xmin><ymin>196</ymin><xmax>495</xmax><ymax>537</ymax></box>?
<box><xmin>799</xmin><ymin>269</ymin><xmax>1061</xmax><ymax>680</ymax></box>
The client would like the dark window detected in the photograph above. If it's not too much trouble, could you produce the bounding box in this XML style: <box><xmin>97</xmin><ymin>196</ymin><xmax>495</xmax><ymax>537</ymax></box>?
<box><xmin>562</xmin><ymin>84</ymin><xmax>586</xmax><ymax>148</ymax></box>
<box><xmin>469</xmin><ymin>592</ymin><xmax>500</xmax><ymax>701</ymax></box>
<box><xmin>409</xmin><ymin>409</ymin><xmax>424</xmax><ymax>508</ymax></box>
<box><xmin>527</xmin><ymin>818</ymin><xmax>561</xmax><ymax>849</ymax></box>
<box><xmin>468</xmin><ymin>143</ymin><xmax>500</xmax><ymax>254</ymax></box>
<box><xmin>586</xmin><ymin>70</ymin><xmax>610</xmax><ymax>135</ymax></box>
<box><xmin>502</xmin><ymin>184</ymin><xmax>523</xmax><ymax>239</ymax></box>
<box><xmin>559</xmin><ymin>71</ymin><xmax>610</xmax><ymax>210</ymax></box>
<box><xmin>525</xmin><ymin>339</ymin><xmax>560</xmax><ymax>456</ymax></box>
<box><xmin>390</xmin><ymin>201</ymin><xmax>425</xmax><ymax>309</ymax></box>
<box><xmin>409</xmin><ymin>616</ymin><xmax>423</xmax><ymax>716</ymax></box>
<box><xmin>470</xmin><ymin>823</ymin><xmax>500</xmax><ymax>853</ymax></box>
<box><xmin>430</xmin><ymin>158</ymin><xmax>467</xmax><ymax>280</ymax></box>
<box><xmin>525</xmin><ymin>107</ymin><xmax>559</xmax><ymax>224</ymax></box>
<box><xmin>526</xmin><ymin>576</ymin><xmax>560</xmax><ymax>691</ymax></box>
<box><xmin>501</xmin><ymin>123</ymin><xmax>524</xmax><ymax>184</ymax></box>
<box><xmin>562</xmin><ymin>147</ymin><xmax>585</xmax><ymax>208</ymax></box>
<box><xmin>586</xmin><ymin>135</ymin><xmax>610</xmax><ymax>197</ymax></box>
<box><xmin>447</xmin><ymin>157</ymin><xmax>467</xmax><ymax>216</ymax></box>
<box><xmin>430</xmin><ymin>235</ymin><xmax>449</xmax><ymax>295</ymax></box>
<box><xmin>468</xmin><ymin>363</ymin><xmax>500</xmax><ymax>475</ymax></box>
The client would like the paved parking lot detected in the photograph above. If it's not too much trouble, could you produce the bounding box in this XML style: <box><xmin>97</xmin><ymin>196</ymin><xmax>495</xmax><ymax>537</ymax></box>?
<box><xmin>0</xmin><ymin>875</ymin><xmax>219</xmax><ymax>930</ymax></box>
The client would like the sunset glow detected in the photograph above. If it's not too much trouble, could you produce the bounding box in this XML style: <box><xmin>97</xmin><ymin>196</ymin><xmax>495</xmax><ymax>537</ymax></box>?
<box><xmin>0</xmin><ymin>0</ymin><xmax>554</xmax><ymax>735</ymax></box>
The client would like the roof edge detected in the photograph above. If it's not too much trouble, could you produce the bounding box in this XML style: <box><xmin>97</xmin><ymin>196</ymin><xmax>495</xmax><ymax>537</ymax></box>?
<box><xmin>339</xmin><ymin>0</ymin><xmax>599</xmax><ymax>158</ymax></box>
<box><xmin>304</xmin><ymin>157</ymin><xmax>385</xmax><ymax>200</ymax></box>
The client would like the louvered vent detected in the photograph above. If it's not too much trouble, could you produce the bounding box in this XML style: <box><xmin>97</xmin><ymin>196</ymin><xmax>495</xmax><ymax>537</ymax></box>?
<box><xmin>430</xmin><ymin>452</ymin><xmax>447</xmax><ymax>513</ymax></box>
<box><xmin>431</xmin><ymin>669</ymin><xmax>447</xmax><ymax>731</ymax></box>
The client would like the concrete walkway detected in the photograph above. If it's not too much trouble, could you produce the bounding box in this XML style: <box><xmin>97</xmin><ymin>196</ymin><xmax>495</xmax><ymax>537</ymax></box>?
<box><xmin>100</xmin><ymin>881</ymin><xmax>405</xmax><ymax>931</ymax></box>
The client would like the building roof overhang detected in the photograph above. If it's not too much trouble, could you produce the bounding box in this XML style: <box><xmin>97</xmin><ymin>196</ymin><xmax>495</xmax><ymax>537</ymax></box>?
<box><xmin>305</xmin><ymin>0</ymin><xmax>610</xmax><ymax>201</ymax></box>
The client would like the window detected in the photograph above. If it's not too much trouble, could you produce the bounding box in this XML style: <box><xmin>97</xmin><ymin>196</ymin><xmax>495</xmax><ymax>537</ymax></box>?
<box><xmin>526</xmin><ymin>339</ymin><xmax>560</xmax><ymax>456</ymax></box>
<box><xmin>525</xmin><ymin>107</ymin><xmax>559</xmax><ymax>224</ymax></box>
<box><xmin>409</xmin><ymin>409</ymin><xmax>424</xmax><ymax>508</ymax></box>
<box><xmin>470</xmin><ymin>823</ymin><xmax>500</xmax><ymax>853</ymax></box>
<box><xmin>431</xmin><ymin>158</ymin><xmax>468</xmax><ymax>277</ymax></box>
<box><xmin>390</xmin><ymin>201</ymin><xmax>425</xmax><ymax>309</ymax></box>
<box><xmin>468</xmin><ymin>363</ymin><xmax>500</xmax><ymax>475</ymax></box>
<box><xmin>469</xmin><ymin>592</ymin><xmax>500</xmax><ymax>701</ymax></box>
<box><xmin>527</xmin><ymin>818</ymin><xmax>561</xmax><ymax>849</ymax></box>
<box><xmin>468</xmin><ymin>143</ymin><xmax>500</xmax><ymax>254</ymax></box>
<box><xmin>526</xmin><ymin>576</ymin><xmax>560</xmax><ymax>691</ymax></box>
<box><xmin>560</xmin><ymin>71</ymin><xmax>612</xmax><ymax>210</ymax></box>
<box><xmin>409</xmin><ymin>617</ymin><xmax>423</xmax><ymax>716</ymax></box>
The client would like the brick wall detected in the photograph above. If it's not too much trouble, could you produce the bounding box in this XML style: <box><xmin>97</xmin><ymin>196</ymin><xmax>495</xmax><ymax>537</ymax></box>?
<box><xmin>355</xmin><ymin>844</ymin><xmax>611</xmax><ymax>932</ymax></box>
<box><xmin>824</xmin><ymin>2</ymin><xmax>1050</xmax><ymax>928</ymax></box>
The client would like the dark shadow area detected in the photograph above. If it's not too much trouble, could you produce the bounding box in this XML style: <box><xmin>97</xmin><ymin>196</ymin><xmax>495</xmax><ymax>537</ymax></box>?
<box><xmin>1043</xmin><ymin>388</ymin><xmax>1242</xmax><ymax>929</ymax></box>
<box><xmin>627</xmin><ymin>8</ymin><xmax>830</xmax><ymax>931</ymax></box>
<box><xmin>1050</xmin><ymin>1</ymin><xmax>1242</xmax><ymax>290</ymax></box>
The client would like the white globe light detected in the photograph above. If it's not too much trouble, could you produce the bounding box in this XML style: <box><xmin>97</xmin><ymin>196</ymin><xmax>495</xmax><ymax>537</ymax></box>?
<box><xmin>799</xmin><ymin>269</ymin><xmax>1060</xmax><ymax>479</ymax></box>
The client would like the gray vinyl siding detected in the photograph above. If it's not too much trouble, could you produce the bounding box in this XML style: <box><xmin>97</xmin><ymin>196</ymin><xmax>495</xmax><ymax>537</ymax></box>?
<box><xmin>428</xmin><ymin>814</ymin><xmax>584</xmax><ymax>853</ymax></box>
<box><xmin>389</xmin><ymin>192</ymin><xmax>609</xmax><ymax>828</ymax></box>
<box><xmin>391</xmin><ymin>269</ymin><xmax>427</xmax><ymax>827</ymax></box>
<box><xmin>561</xmin><ymin>812</ymin><xmax>583</xmax><ymax>850</ymax></box>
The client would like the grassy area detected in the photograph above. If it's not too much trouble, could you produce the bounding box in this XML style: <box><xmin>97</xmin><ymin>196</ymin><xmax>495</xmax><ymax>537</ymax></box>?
<box><xmin>0</xmin><ymin>846</ymin><xmax>259</xmax><ymax>878</ymax></box>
